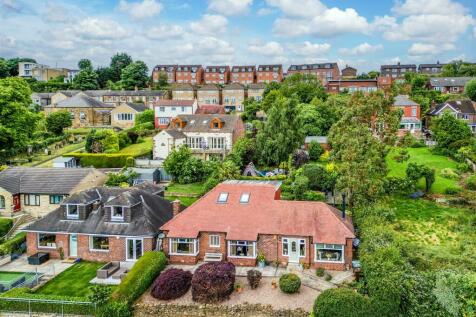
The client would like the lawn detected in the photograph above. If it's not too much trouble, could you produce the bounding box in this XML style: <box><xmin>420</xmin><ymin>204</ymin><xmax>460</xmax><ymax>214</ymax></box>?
<box><xmin>165</xmin><ymin>196</ymin><xmax>199</xmax><ymax>207</ymax></box>
<box><xmin>386</xmin><ymin>147</ymin><xmax>460</xmax><ymax>194</ymax></box>
<box><xmin>386</xmin><ymin>196</ymin><xmax>476</xmax><ymax>271</ymax></box>
<box><xmin>35</xmin><ymin>262</ymin><xmax>104</xmax><ymax>298</ymax></box>
<box><xmin>165</xmin><ymin>182</ymin><xmax>205</xmax><ymax>196</ymax></box>
<box><xmin>117</xmin><ymin>137</ymin><xmax>153</xmax><ymax>156</ymax></box>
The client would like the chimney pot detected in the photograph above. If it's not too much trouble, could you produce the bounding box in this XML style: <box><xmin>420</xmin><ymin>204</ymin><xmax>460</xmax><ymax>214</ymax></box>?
<box><xmin>172</xmin><ymin>199</ymin><xmax>182</xmax><ymax>217</ymax></box>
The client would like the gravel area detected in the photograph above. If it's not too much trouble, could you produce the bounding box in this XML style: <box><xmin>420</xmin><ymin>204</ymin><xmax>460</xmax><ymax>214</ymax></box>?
<box><xmin>139</xmin><ymin>276</ymin><xmax>320</xmax><ymax>311</ymax></box>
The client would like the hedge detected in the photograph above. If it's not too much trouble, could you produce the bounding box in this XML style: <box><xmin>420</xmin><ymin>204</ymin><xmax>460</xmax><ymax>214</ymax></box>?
<box><xmin>0</xmin><ymin>232</ymin><xmax>26</xmax><ymax>256</ymax></box>
<box><xmin>63</xmin><ymin>153</ymin><xmax>137</xmax><ymax>168</ymax></box>
<box><xmin>0</xmin><ymin>287</ymin><xmax>95</xmax><ymax>316</ymax></box>
<box><xmin>0</xmin><ymin>218</ymin><xmax>13</xmax><ymax>237</ymax></box>
<box><xmin>313</xmin><ymin>288</ymin><xmax>373</xmax><ymax>317</ymax></box>
<box><xmin>111</xmin><ymin>251</ymin><xmax>167</xmax><ymax>305</ymax></box>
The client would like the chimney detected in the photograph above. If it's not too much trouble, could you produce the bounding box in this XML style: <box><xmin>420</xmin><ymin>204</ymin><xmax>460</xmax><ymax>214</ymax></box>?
<box><xmin>172</xmin><ymin>199</ymin><xmax>182</xmax><ymax>217</ymax></box>
<box><xmin>341</xmin><ymin>193</ymin><xmax>347</xmax><ymax>219</ymax></box>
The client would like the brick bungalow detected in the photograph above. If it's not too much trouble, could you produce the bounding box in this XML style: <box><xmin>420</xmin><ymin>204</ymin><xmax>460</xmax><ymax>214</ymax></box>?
<box><xmin>161</xmin><ymin>180</ymin><xmax>355</xmax><ymax>271</ymax></box>
<box><xmin>24</xmin><ymin>183</ymin><xmax>176</xmax><ymax>262</ymax></box>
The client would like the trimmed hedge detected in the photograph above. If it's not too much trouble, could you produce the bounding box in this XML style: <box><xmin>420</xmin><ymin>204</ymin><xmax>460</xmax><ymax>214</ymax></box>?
<box><xmin>111</xmin><ymin>251</ymin><xmax>167</xmax><ymax>305</ymax></box>
<box><xmin>279</xmin><ymin>273</ymin><xmax>301</xmax><ymax>294</ymax></box>
<box><xmin>97</xmin><ymin>301</ymin><xmax>131</xmax><ymax>317</ymax></box>
<box><xmin>0</xmin><ymin>232</ymin><xmax>26</xmax><ymax>256</ymax></box>
<box><xmin>0</xmin><ymin>218</ymin><xmax>13</xmax><ymax>237</ymax></box>
<box><xmin>150</xmin><ymin>268</ymin><xmax>192</xmax><ymax>300</ymax></box>
<box><xmin>191</xmin><ymin>262</ymin><xmax>235</xmax><ymax>303</ymax></box>
<box><xmin>313</xmin><ymin>288</ymin><xmax>373</xmax><ymax>317</ymax></box>
<box><xmin>63</xmin><ymin>153</ymin><xmax>138</xmax><ymax>168</ymax></box>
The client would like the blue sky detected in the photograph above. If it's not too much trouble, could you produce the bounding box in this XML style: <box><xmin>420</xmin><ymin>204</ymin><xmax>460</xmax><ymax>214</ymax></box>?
<box><xmin>0</xmin><ymin>0</ymin><xmax>475</xmax><ymax>73</ymax></box>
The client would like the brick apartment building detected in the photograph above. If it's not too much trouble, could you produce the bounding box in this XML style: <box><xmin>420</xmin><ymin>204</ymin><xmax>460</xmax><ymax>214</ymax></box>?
<box><xmin>287</xmin><ymin>63</ymin><xmax>340</xmax><ymax>84</ymax></box>
<box><xmin>257</xmin><ymin>65</ymin><xmax>283</xmax><ymax>83</ymax></box>
<box><xmin>418</xmin><ymin>62</ymin><xmax>446</xmax><ymax>75</ymax></box>
<box><xmin>176</xmin><ymin>65</ymin><xmax>204</xmax><ymax>85</ymax></box>
<box><xmin>231</xmin><ymin>66</ymin><xmax>256</xmax><ymax>85</ymax></box>
<box><xmin>204</xmin><ymin>66</ymin><xmax>230</xmax><ymax>85</ymax></box>
<box><xmin>152</xmin><ymin>65</ymin><xmax>177</xmax><ymax>83</ymax></box>
<box><xmin>341</xmin><ymin>66</ymin><xmax>357</xmax><ymax>78</ymax></box>
<box><xmin>380</xmin><ymin>62</ymin><xmax>417</xmax><ymax>78</ymax></box>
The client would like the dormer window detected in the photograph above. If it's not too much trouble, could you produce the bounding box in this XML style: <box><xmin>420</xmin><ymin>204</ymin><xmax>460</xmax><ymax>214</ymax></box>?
<box><xmin>240</xmin><ymin>193</ymin><xmax>250</xmax><ymax>204</ymax></box>
<box><xmin>217</xmin><ymin>192</ymin><xmax>228</xmax><ymax>203</ymax></box>
<box><xmin>66</xmin><ymin>204</ymin><xmax>79</xmax><ymax>219</ymax></box>
<box><xmin>111</xmin><ymin>206</ymin><xmax>124</xmax><ymax>221</ymax></box>
<box><xmin>213</xmin><ymin>121</ymin><xmax>219</xmax><ymax>129</ymax></box>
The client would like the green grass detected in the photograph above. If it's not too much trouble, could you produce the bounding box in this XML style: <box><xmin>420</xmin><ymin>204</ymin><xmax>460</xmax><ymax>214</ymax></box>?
<box><xmin>117</xmin><ymin>137</ymin><xmax>153</xmax><ymax>156</ymax></box>
<box><xmin>35</xmin><ymin>262</ymin><xmax>104</xmax><ymax>298</ymax></box>
<box><xmin>0</xmin><ymin>218</ymin><xmax>13</xmax><ymax>237</ymax></box>
<box><xmin>165</xmin><ymin>182</ymin><xmax>205</xmax><ymax>196</ymax></box>
<box><xmin>386</xmin><ymin>147</ymin><xmax>460</xmax><ymax>194</ymax></box>
<box><xmin>387</xmin><ymin>196</ymin><xmax>476</xmax><ymax>271</ymax></box>
<box><xmin>0</xmin><ymin>272</ymin><xmax>36</xmax><ymax>284</ymax></box>
<box><xmin>165</xmin><ymin>196</ymin><xmax>199</xmax><ymax>207</ymax></box>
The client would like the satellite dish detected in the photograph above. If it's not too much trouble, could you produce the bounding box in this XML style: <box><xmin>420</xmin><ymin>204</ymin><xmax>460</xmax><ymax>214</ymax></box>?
<box><xmin>158</xmin><ymin>233</ymin><xmax>165</xmax><ymax>239</ymax></box>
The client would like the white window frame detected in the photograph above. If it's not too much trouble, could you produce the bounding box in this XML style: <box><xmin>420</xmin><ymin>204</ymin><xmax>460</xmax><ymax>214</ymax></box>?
<box><xmin>314</xmin><ymin>243</ymin><xmax>345</xmax><ymax>263</ymax></box>
<box><xmin>111</xmin><ymin>206</ymin><xmax>125</xmax><ymax>221</ymax></box>
<box><xmin>282</xmin><ymin>238</ymin><xmax>306</xmax><ymax>257</ymax></box>
<box><xmin>37</xmin><ymin>233</ymin><xmax>57</xmax><ymax>249</ymax></box>
<box><xmin>66</xmin><ymin>204</ymin><xmax>79</xmax><ymax>219</ymax></box>
<box><xmin>217</xmin><ymin>192</ymin><xmax>228</xmax><ymax>203</ymax></box>
<box><xmin>239</xmin><ymin>193</ymin><xmax>250</xmax><ymax>204</ymax></box>
<box><xmin>227</xmin><ymin>240</ymin><xmax>256</xmax><ymax>258</ymax></box>
<box><xmin>24</xmin><ymin>194</ymin><xmax>40</xmax><ymax>206</ymax></box>
<box><xmin>89</xmin><ymin>235</ymin><xmax>110</xmax><ymax>252</ymax></box>
<box><xmin>169</xmin><ymin>238</ymin><xmax>199</xmax><ymax>255</ymax></box>
<box><xmin>209</xmin><ymin>235</ymin><xmax>220</xmax><ymax>248</ymax></box>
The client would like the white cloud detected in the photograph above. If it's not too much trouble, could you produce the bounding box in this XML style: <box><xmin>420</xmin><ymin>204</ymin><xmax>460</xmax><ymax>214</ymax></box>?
<box><xmin>190</xmin><ymin>14</ymin><xmax>228</xmax><ymax>35</ymax></box>
<box><xmin>208</xmin><ymin>0</ymin><xmax>253</xmax><ymax>16</ymax></box>
<box><xmin>267</xmin><ymin>0</ymin><xmax>370</xmax><ymax>37</ymax></box>
<box><xmin>248</xmin><ymin>41</ymin><xmax>284</xmax><ymax>56</ymax></box>
<box><xmin>147</xmin><ymin>24</ymin><xmax>184</xmax><ymax>40</ymax></box>
<box><xmin>257</xmin><ymin>7</ymin><xmax>274</xmax><ymax>16</ymax></box>
<box><xmin>339</xmin><ymin>42</ymin><xmax>383</xmax><ymax>56</ymax></box>
<box><xmin>408</xmin><ymin>43</ymin><xmax>455</xmax><ymax>56</ymax></box>
<box><xmin>292</xmin><ymin>41</ymin><xmax>331</xmax><ymax>56</ymax></box>
<box><xmin>73</xmin><ymin>18</ymin><xmax>130</xmax><ymax>40</ymax></box>
<box><xmin>118</xmin><ymin>0</ymin><xmax>163</xmax><ymax>20</ymax></box>
<box><xmin>392</xmin><ymin>0</ymin><xmax>467</xmax><ymax>15</ymax></box>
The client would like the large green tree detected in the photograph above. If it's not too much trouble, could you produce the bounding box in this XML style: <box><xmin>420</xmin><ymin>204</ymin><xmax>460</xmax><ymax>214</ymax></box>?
<box><xmin>72</xmin><ymin>68</ymin><xmax>99</xmax><ymax>90</ymax></box>
<box><xmin>279</xmin><ymin>73</ymin><xmax>327</xmax><ymax>103</ymax></box>
<box><xmin>0</xmin><ymin>58</ymin><xmax>9</xmax><ymax>78</ymax></box>
<box><xmin>0</xmin><ymin>77</ymin><xmax>41</xmax><ymax>161</ymax></box>
<box><xmin>46</xmin><ymin>110</ymin><xmax>72</xmax><ymax>135</ymax></box>
<box><xmin>255</xmin><ymin>96</ymin><xmax>304</xmax><ymax>166</ymax></box>
<box><xmin>464</xmin><ymin>78</ymin><xmax>476</xmax><ymax>102</ymax></box>
<box><xmin>78</xmin><ymin>59</ymin><xmax>93</xmax><ymax>71</ymax></box>
<box><xmin>110</xmin><ymin>53</ymin><xmax>133</xmax><ymax>82</ymax></box>
<box><xmin>120</xmin><ymin>61</ymin><xmax>149</xmax><ymax>90</ymax></box>
<box><xmin>441</xmin><ymin>60</ymin><xmax>476</xmax><ymax>77</ymax></box>
<box><xmin>297</xmin><ymin>100</ymin><xmax>338</xmax><ymax>136</ymax></box>
<box><xmin>431</xmin><ymin>112</ymin><xmax>473</xmax><ymax>154</ymax></box>
<box><xmin>95</xmin><ymin>67</ymin><xmax>114</xmax><ymax>89</ymax></box>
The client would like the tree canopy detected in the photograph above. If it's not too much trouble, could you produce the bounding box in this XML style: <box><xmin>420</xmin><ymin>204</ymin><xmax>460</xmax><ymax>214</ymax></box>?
<box><xmin>46</xmin><ymin>110</ymin><xmax>72</xmax><ymax>135</ymax></box>
<box><xmin>120</xmin><ymin>61</ymin><xmax>149</xmax><ymax>90</ymax></box>
<box><xmin>110</xmin><ymin>53</ymin><xmax>133</xmax><ymax>82</ymax></box>
<box><xmin>431</xmin><ymin>112</ymin><xmax>473</xmax><ymax>154</ymax></box>
<box><xmin>464</xmin><ymin>78</ymin><xmax>476</xmax><ymax>102</ymax></box>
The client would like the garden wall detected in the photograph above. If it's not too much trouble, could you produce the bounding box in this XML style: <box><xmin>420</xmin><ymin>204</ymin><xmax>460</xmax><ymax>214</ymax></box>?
<box><xmin>134</xmin><ymin>303</ymin><xmax>308</xmax><ymax>317</ymax></box>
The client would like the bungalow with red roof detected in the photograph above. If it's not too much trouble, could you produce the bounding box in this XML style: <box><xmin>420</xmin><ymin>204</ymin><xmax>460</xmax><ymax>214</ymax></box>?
<box><xmin>161</xmin><ymin>180</ymin><xmax>355</xmax><ymax>271</ymax></box>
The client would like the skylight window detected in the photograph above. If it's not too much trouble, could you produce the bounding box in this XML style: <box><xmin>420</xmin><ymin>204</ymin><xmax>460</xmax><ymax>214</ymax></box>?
<box><xmin>217</xmin><ymin>192</ymin><xmax>228</xmax><ymax>203</ymax></box>
<box><xmin>240</xmin><ymin>193</ymin><xmax>250</xmax><ymax>204</ymax></box>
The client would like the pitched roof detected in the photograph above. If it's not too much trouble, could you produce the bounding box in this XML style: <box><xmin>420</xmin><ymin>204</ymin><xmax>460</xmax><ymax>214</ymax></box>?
<box><xmin>380</xmin><ymin>64</ymin><xmax>417</xmax><ymax>69</ymax></box>
<box><xmin>84</xmin><ymin>90</ymin><xmax>165</xmax><ymax>97</ymax></box>
<box><xmin>156</xmin><ymin>100</ymin><xmax>195</xmax><ymax>107</ymax></box>
<box><xmin>24</xmin><ymin>183</ymin><xmax>173</xmax><ymax>237</ymax></box>
<box><xmin>429</xmin><ymin>77</ymin><xmax>474</xmax><ymax>87</ymax></box>
<box><xmin>248</xmin><ymin>83</ymin><xmax>266</xmax><ymax>90</ymax></box>
<box><xmin>0</xmin><ymin>167</ymin><xmax>102</xmax><ymax>195</ymax></box>
<box><xmin>223</xmin><ymin>83</ymin><xmax>245</xmax><ymax>90</ymax></box>
<box><xmin>231</xmin><ymin>66</ymin><xmax>256</xmax><ymax>72</ymax></box>
<box><xmin>288</xmin><ymin>63</ymin><xmax>338</xmax><ymax>71</ymax></box>
<box><xmin>55</xmin><ymin>92</ymin><xmax>112</xmax><ymax>109</ymax></box>
<box><xmin>195</xmin><ymin>105</ymin><xmax>226</xmax><ymax>114</ymax></box>
<box><xmin>257</xmin><ymin>65</ymin><xmax>282</xmax><ymax>72</ymax></box>
<box><xmin>161</xmin><ymin>180</ymin><xmax>355</xmax><ymax>244</ymax></box>
<box><xmin>176</xmin><ymin>65</ymin><xmax>202</xmax><ymax>72</ymax></box>
<box><xmin>429</xmin><ymin>100</ymin><xmax>476</xmax><ymax>115</ymax></box>
<box><xmin>394</xmin><ymin>95</ymin><xmax>419</xmax><ymax>107</ymax></box>
<box><xmin>163</xmin><ymin>130</ymin><xmax>187</xmax><ymax>138</ymax></box>
<box><xmin>198</xmin><ymin>84</ymin><xmax>220</xmax><ymax>91</ymax></box>
<box><xmin>58</xmin><ymin>90</ymin><xmax>81</xmax><ymax>97</ymax></box>
<box><xmin>124</xmin><ymin>103</ymin><xmax>148</xmax><ymax>112</ymax></box>
<box><xmin>205</xmin><ymin>66</ymin><xmax>229</xmax><ymax>73</ymax></box>
<box><xmin>171</xmin><ymin>84</ymin><xmax>194</xmax><ymax>91</ymax></box>
<box><xmin>169</xmin><ymin>114</ymin><xmax>241</xmax><ymax>133</ymax></box>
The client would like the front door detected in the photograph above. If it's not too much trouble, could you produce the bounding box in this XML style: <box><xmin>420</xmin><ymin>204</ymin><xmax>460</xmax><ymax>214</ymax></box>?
<box><xmin>126</xmin><ymin>238</ymin><xmax>143</xmax><ymax>261</ymax></box>
<box><xmin>288</xmin><ymin>238</ymin><xmax>300</xmax><ymax>263</ymax></box>
<box><xmin>69</xmin><ymin>234</ymin><xmax>78</xmax><ymax>257</ymax></box>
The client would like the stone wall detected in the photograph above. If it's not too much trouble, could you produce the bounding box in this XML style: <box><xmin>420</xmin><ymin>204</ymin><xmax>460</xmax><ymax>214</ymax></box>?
<box><xmin>134</xmin><ymin>303</ymin><xmax>308</xmax><ymax>317</ymax></box>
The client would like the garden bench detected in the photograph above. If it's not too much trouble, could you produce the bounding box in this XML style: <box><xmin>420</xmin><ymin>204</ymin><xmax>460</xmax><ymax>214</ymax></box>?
<box><xmin>204</xmin><ymin>253</ymin><xmax>222</xmax><ymax>262</ymax></box>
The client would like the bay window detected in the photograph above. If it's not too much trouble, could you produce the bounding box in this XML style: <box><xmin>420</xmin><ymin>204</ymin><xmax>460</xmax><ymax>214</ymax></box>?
<box><xmin>315</xmin><ymin>244</ymin><xmax>344</xmax><ymax>262</ymax></box>
<box><xmin>170</xmin><ymin>238</ymin><xmax>198</xmax><ymax>255</ymax></box>
<box><xmin>228</xmin><ymin>240</ymin><xmax>256</xmax><ymax>258</ymax></box>
<box><xmin>38</xmin><ymin>233</ymin><xmax>56</xmax><ymax>248</ymax></box>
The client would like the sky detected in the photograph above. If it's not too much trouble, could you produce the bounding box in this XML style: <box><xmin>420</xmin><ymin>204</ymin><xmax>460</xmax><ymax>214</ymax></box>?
<box><xmin>0</xmin><ymin>0</ymin><xmax>475</xmax><ymax>73</ymax></box>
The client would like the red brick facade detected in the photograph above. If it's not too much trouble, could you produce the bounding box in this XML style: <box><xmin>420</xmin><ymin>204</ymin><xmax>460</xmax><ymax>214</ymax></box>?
<box><xmin>27</xmin><ymin>232</ymin><xmax>155</xmax><ymax>262</ymax></box>
<box><xmin>176</xmin><ymin>65</ymin><xmax>204</xmax><ymax>85</ymax></box>
<box><xmin>257</xmin><ymin>65</ymin><xmax>283</xmax><ymax>83</ymax></box>
<box><xmin>326</xmin><ymin>80</ymin><xmax>378</xmax><ymax>94</ymax></box>
<box><xmin>204</xmin><ymin>66</ymin><xmax>230</xmax><ymax>85</ymax></box>
<box><xmin>231</xmin><ymin>66</ymin><xmax>256</xmax><ymax>85</ymax></box>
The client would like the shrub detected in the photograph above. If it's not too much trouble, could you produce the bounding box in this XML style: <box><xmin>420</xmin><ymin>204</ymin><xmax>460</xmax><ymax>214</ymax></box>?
<box><xmin>383</xmin><ymin>176</ymin><xmax>415</xmax><ymax>194</ymax></box>
<box><xmin>465</xmin><ymin>174</ymin><xmax>476</xmax><ymax>190</ymax></box>
<box><xmin>0</xmin><ymin>232</ymin><xmax>26</xmax><ymax>256</ymax></box>
<box><xmin>292</xmin><ymin>175</ymin><xmax>309</xmax><ymax>200</ymax></box>
<box><xmin>150</xmin><ymin>268</ymin><xmax>192</xmax><ymax>300</ymax></box>
<box><xmin>440</xmin><ymin>168</ymin><xmax>460</xmax><ymax>180</ymax></box>
<box><xmin>324</xmin><ymin>273</ymin><xmax>332</xmax><ymax>281</ymax></box>
<box><xmin>0</xmin><ymin>218</ymin><xmax>13</xmax><ymax>237</ymax></box>
<box><xmin>88</xmin><ymin>285</ymin><xmax>112</xmax><ymax>307</ymax></box>
<box><xmin>315</xmin><ymin>268</ymin><xmax>325</xmax><ymax>277</ymax></box>
<box><xmin>292</xmin><ymin>149</ymin><xmax>309</xmax><ymax>168</ymax></box>
<box><xmin>302</xmin><ymin>163</ymin><xmax>336</xmax><ymax>191</ymax></box>
<box><xmin>111</xmin><ymin>251</ymin><xmax>167</xmax><ymax>305</ymax></box>
<box><xmin>191</xmin><ymin>262</ymin><xmax>235</xmax><ymax>303</ymax></box>
<box><xmin>279</xmin><ymin>273</ymin><xmax>301</xmax><ymax>294</ymax></box>
<box><xmin>85</xmin><ymin>129</ymin><xmax>119</xmax><ymax>153</ymax></box>
<box><xmin>303</xmin><ymin>191</ymin><xmax>326</xmax><ymax>201</ymax></box>
<box><xmin>393</xmin><ymin>148</ymin><xmax>410</xmax><ymax>162</ymax></box>
<box><xmin>313</xmin><ymin>288</ymin><xmax>373</xmax><ymax>317</ymax></box>
<box><xmin>456</xmin><ymin>162</ymin><xmax>471</xmax><ymax>173</ymax></box>
<box><xmin>64</xmin><ymin>152</ymin><xmax>149</xmax><ymax>168</ymax></box>
<box><xmin>308</xmin><ymin>141</ymin><xmax>324</xmax><ymax>161</ymax></box>
<box><xmin>247</xmin><ymin>270</ymin><xmax>262</xmax><ymax>289</ymax></box>
<box><xmin>97</xmin><ymin>301</ymin><xmax>131</xmax><ymax>317</ymax></box>
<box><xmin>444</xmin><ymin>186</ymin><xmax>462</xmax><ymax>195</ymax></box>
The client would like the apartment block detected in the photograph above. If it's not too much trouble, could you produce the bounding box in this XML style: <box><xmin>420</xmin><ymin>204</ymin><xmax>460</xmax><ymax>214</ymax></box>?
<box><xmin>176</xmin><ymin>65</ymin><xmax>204</xmax><ymax>85</ymax></box>
<box><xmin>257</xmin><ymin>65</ymin><xmax>283</xmax><ymax>83</ymax></box>
<box><xmin>231</xmin><ymin>66</ymin><xmax>256</xmax><ymax>85</ymax></box>
<box><xmin>204</xmin><ymin>66</ymin><xmax>230</xmax><ymax>84</ymax></box>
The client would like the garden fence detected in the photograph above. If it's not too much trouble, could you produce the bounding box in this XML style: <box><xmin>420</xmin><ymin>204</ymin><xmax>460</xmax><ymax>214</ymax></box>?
<box><xmin>0</xmin><ymin>297</ymin><xmax>96</xmax><ymax>316</ymax></box>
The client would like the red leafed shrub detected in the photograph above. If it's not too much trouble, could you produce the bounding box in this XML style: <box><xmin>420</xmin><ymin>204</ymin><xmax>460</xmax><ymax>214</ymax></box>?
<box><xmin>150</xmin><ymin>268</ymin><xmax>192</xmax><ymax>300</ymax></box>
<box><xmin>191</xmin><ymin>262</ymin><xmax>235</xmax><ymax>303</ymax></box>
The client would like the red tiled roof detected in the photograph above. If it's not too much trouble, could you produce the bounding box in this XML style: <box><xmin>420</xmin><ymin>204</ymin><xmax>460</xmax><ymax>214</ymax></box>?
<box><xmin>161</xmin><ymin>181</ymin><xmax>355</xmax><ymax>244</ymax></box>
<box><xmin>195</xmin><ymin>105</ymin><xmax>226</xmax><ymax>114</ymax></box>
<box><xmin>155</xmin><ymin>100</ymin><xmax>195</xmax><ymax>107</ymax></box>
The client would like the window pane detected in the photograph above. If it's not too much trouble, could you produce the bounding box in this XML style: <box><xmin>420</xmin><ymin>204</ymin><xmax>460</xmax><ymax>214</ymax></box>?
<box><xmin>91</xmin><ymin>236</ymin><xmax>109</xmax><ymax>250</ymax></box>
<box><xmin>112</xmin><ymin>206</ymin><xmax>123</xmax><ymax>219</ymax></box>
<box><xmin>316</xmin><ymin>244</ymin><xmax>343</xmax><ymax>262</ymax></box>
<box><xmin>283</xmin><ymin>240</ymin><xmax>288</xmax><ymax>255</ymax></box>
<box><xmin>38</xmin><ymin>234</ymin><xmax>56</xmax><ymax>248</ymax></box>
<box><xmin>299</xmin><ymin>240</ymin><xmax>305</xmax><ymax>256</ymax></box>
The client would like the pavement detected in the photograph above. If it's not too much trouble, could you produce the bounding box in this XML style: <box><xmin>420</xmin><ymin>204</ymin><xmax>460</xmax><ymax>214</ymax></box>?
<box><xmin>0</xmin><ymin>255</ymin><xmax>73</xmax><ymax>276</ymax></box>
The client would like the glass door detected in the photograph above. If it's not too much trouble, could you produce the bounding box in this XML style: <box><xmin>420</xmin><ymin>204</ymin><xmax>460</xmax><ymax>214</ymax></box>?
<box><xmin>126</xmin><ymin>238</ymin><xmax>143</xmax><ymax>261</ymax></box>
<box><xmin>69</xmin><ymin>234</ymin><xmax>78</xmax><ymax>257</ymax></box>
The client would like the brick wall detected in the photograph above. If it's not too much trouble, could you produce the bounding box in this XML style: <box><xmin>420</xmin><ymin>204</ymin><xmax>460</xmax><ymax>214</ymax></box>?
<box><xmin>27</xmin><ymin>232</ymin><xmax>69</xmax><ymax>259</ymax></box>
<box><xmin>310</xmin><ymin>238</ymin><xmax>353</xmax><ymax>271</ymax></box>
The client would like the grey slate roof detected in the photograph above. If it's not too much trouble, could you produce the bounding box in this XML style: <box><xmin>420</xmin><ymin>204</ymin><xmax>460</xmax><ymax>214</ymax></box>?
<box><xmin>55</xmin><ymin>93</ymin><xmax>112</xmax><ymax>109</ymax></box>
<box><xmin>394</xmin><ymin>95</ymin><xmax>419</xmax><ymax>107</ymax></box>
<box><xmin>163</xmin><ymin>130</ymin><xmax>187</xmax><ymax>138</ymax></box>
<box><xmin>172</xmin><ymin>114</ymin><xmax>241</xmax><ymax>133</ymax></box>
<box><xmin>24</xmin><ymin>183</ymin><xmax>173</xmax><ymax>237</ymax></box>
<box><xmin>288</xmin><ymin>63</ymin><xmax>338</xmax><ymax>71</ymax></box>
<box><xmin>248</xmin><ymin>83</ymin><xmax>266</xmax><ymax>90</ymax></box>
<box><xmin>429</xmin><ymin>100</ymin><xmax>476</xmax><ymax>115</ymax></box>
<box><xmin>85</xmin><ymin>90</ymin><xmax>165</xmax><ymax>97</ymax></box>
<box><xmin>171</xmin><ymin>84</ymin><xmax>194</xmax><ymax>91</ymax></box>
<box><xmin>0</xmin><ymin>167</ymin><xmax>100</xmax><ymax>195</ymax></box>
<box><xmin>198</xmin><ymin>84</ymin><xmax>220</xmax><ymax>91</ymax></box>
<box><xmin>224</xmin><ymin>83</ymin><xmax>245</xmax><ymax>90</ymax></box>
<box><xmin>125</xmin><ymin>103</ymin><xmax>148</xmax><ymax>112</ymax></box>
<box><xmin>430</xmin><ymin>77</ymin><xmax>474</xmax><ymax>87</ymax></box>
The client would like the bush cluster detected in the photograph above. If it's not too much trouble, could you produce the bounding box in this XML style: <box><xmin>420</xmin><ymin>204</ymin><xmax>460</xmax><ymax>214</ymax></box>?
<box><xmin>191</xmin><ymin>262</ymin><xmax>235</xmax><ymax>303</ymax></box>
<box><xmin>246</xmin><ymin>270</ymin><xmax>262</xmax><ymax>289</ymax></box>
<box><xmin>440</xmin><ymin>168</ymin><xmax>460</xmax><ymax>180</ymax></box>
<box><xmin>64</xmin><ymin>153</ymin><xmax>138</xmax><ymax>168</ymax></box>
<box><xmin>279</xmin><ymin>273</ymin><xmax>301</xmax><ymax>294</ymax></box>
<box><xmin>313</xmin><ymin>288</ymin><xmax>372</xmax><ymax>317</ymax></box>
<box><xmin>465</xmin><ymin>174</ymin><xmax>476</xmax><ymax>190</ymax></box>
<box><xmin>150</xmin><ymin>268</ymin><xmax>192</xmax><ymax>300</ymax></box>
<box><xmin>0</xmin><ymin>218</ymin><xmax>13</xmax><ymax>237</ymax></box>
<box><xmin>0</xmin><ymin>232</ymin><xmax>26</xmax><ymax>256</ymax></box>
<box><xmin>111</xmin><ymin>251</ymin><xmax>167</xmax><ymax>305</ymax></box>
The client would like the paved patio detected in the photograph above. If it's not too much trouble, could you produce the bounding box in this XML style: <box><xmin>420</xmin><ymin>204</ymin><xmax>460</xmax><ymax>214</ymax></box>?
<box><xmin>90</xmin><ymin>261</ymin><xmax>135</xmax><ymax>285</ymax></box>
<box><xmin>0</xmin><ymin>255</ymin><xmax>73</xmax><ymax>276</ymax></box>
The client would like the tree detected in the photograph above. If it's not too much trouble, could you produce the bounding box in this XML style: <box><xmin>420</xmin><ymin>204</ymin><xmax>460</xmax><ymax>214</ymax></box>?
<box><xmin>5</xmin><ymin>57</ymin><xmax>36</xmax><ymax>76</ymax></box>
<box><xmin>46</xmin><ymin>110</ymin><xmax>72</xmax><ymax>135</ymax></box>
<box><xmin>72</xmin><ymin>68</ymin><xmax>99</xmax><ymax>90</ymax></box>
<box><xmin>95</xmin><ymin>67</ymin><xmax>114</xmax><ymax>88</ymax></box>
<box><xmin>297</xmin><ymin>101</ymin><xmax>338</xmax><ymax>136</ymax></box>
<box><xmin>135</xmin><ymin>109</ymin><xmax>154</xmax><ymax>126</ymax></box>
<box><xmin>431</xmin><ymin>112</ymin><xmax>473</xmax><ymax>154</ymax></box>
<box><xmin>0</xmin><ymin>58</ymin><xmax>9</xmax><ymax>78</ymax></box>
<box><xmin>255</xmin><ymin>96</ymin><xmax>304</xmax><ymax>166</ymax></box>
<box><xmin>0</xmin><ymin>77</ymin><xmax>41</xmax><ymax>161</ymax></box>
<box><xmin>441</xmin><ymin>60</ymin><xmax>476</xmax><ymax>77</ymax></box>
<box><xmin>227</xmin><ymin>137</ymin><xmax>256</xmax><ymax>169</ymax></box>
<box><xmin>313</xmin><ymin>288</ymin><xmax>373</xmax><ymax>317</ymax></box>
<box><xmin>464</xmin><ymin>78</ymin><xmax>476</xmax><ymax>102</ymax></box>
<box><xmin>406</xmin><ymin>163</ymin><xmax>435</xmax><ymax>192</ymax></box>
<box><xmin>279</xmin><ymin>73</ymin><xmax>327</xmax><ymax>103</ymax></box>
<box><xmin>110</xmin><ymin>53</ymin><xmax>133</xmax><ymax>82</ymax></box>
<box><xmin>85</xmin><ymin>129</ymin><xmax>119</xmax><ymax>153</ymax></box>
<box><xmin>163</xmin><ymin>146</ymin><xmax>207</xmax><ymax>184</ymax></box>
<box><xmin>121</xmin><ymin>61</ymin><xmax>149</xmax><ymax>90</ymax></box>
<box><xmin>308</xmin><ymin>141</ymin><xmax>324</xmax><ymax>161</ymax></box>
<box><xmin>154</xmin><ymin>72</ymin><xmax>169</xmax><ymax>89</ymax></box>
<box><xmin>78</xmin><ymin>59</ymin><xmax>93</xmax><ymax>71</ymax></box>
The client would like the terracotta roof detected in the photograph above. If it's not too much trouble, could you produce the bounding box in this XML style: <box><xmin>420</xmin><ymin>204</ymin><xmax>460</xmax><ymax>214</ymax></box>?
<box><xmin>161</xmin><ymin>180</ymin><xmax>355</xmax><ymax>244</ymax></box>
<box><xmin>195</xmin><ymin>105</ymin><xmax>226</xmax><ymax>114</ymax></box>
<box><xmin>155</xmin><ymin>100</ymin><xmax>195</xmax><ymax>107</ymax></box>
